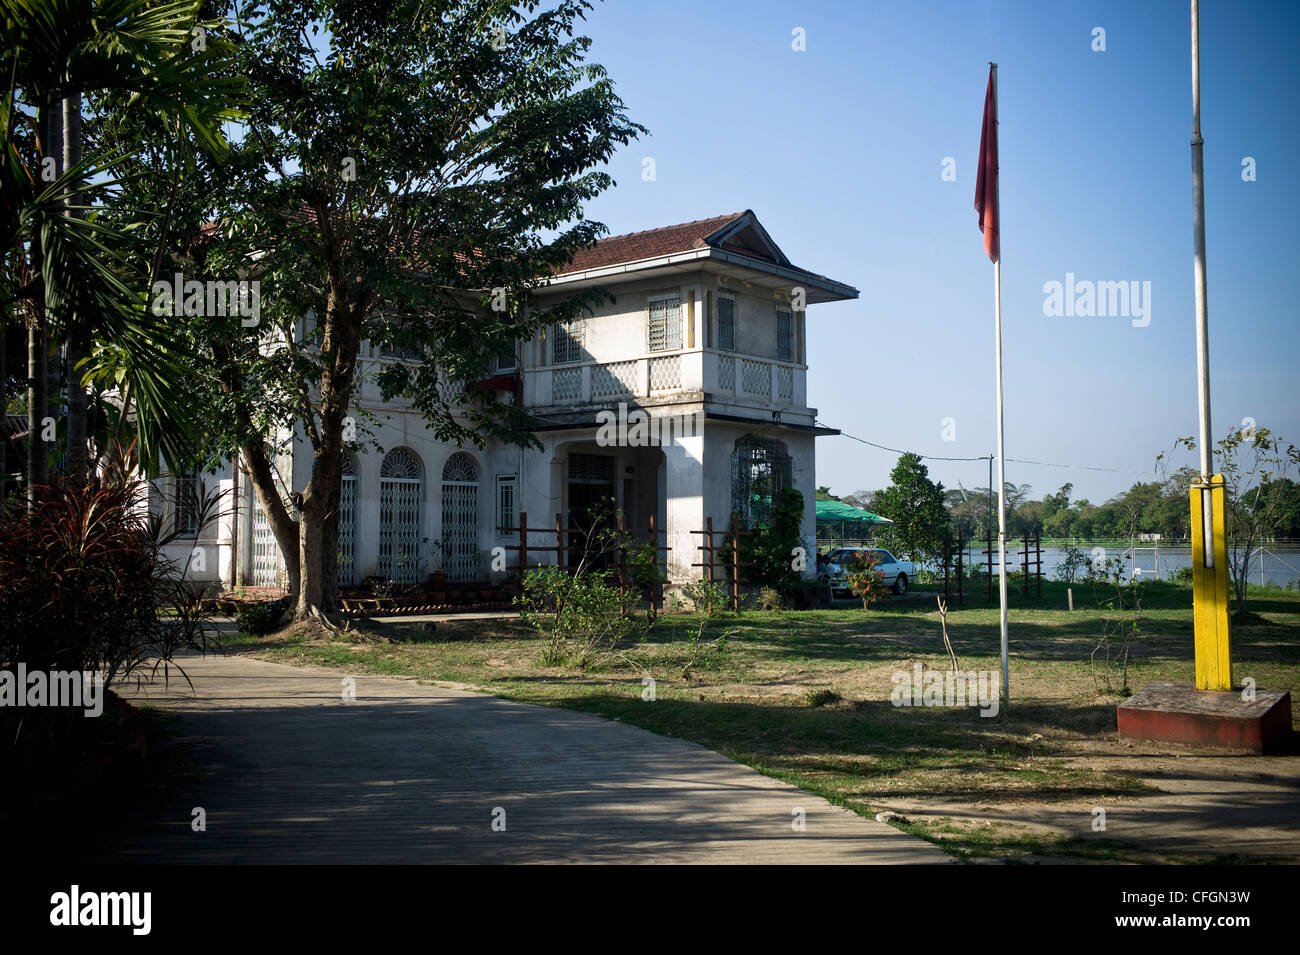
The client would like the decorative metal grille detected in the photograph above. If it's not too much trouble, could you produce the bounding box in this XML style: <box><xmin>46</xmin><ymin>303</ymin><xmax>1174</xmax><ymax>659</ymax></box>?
<box><xmin>776</xmin><ymin>364</ymin><xmax>794</xmax><ymax>400</ymax></box>
<box><xmin>648</xmin><ymin>295</ymin><xmax>681</xmax><ymax>352</ymax></box>
<box><xmin>741</xmin><ymin>359</ymin><xmax>771</xmax><ymax>396</ymax></box>
<box><xmin>379</xmin><ymin>448</ymin><xmax>423</xmax><ymax>584</ymax></box>
<box><xmin>717</xmin><ymin>295</ymin><xmax>736</xmax><ymax>351</ymax></box>
<box><xmin>648</xmin><ymin>356</ymin><xmax>681</xmax><ymax>392</ymax></box>
<box><xmin>381</xmin><ymin>447</ymin><xmax>422</xmax><ymax>479</ymax></box>
<box><xmin>718</xmin><ymin>354</ymin><xmax>735</xmax><ymax>391</ymax></box>
<box><xmin>776</xmin><ymin>307</ymin><xmax>793</xmax><ymax>362</ymax></box>
<box><xmin>173</xmin><ymin>473</ymin><xmax>199</xmax><ymax>535</ymax></box>
<box><xmin>251</xmin><ymin>494</ymin><xmax>285</xmax><ymax>588</ymax></box>
<box><xmin>730</xmin><ymin>435</ymin><xmax>792</xmax><ymax>529</ymax></box>
<box><xmin>553</xmin><ymin>367</ymin><xmax>581</xmax><ymax>402</ymax></box>
<box><xmin>441</xmin><ymin>452</ymin><xmax>480</xmax><ymax>582</ymax></box>
<box><xmin>592</xmin><ymin>360</ymin><xmax>636</xmax><ymax>398</ymax></box>
<box><xmin>552</xmin><ymin>318</ymin><xmax>583</xmax><ymax>364</ymax></box>
<box><xmin>569</xmin><ymin>453</ymin><xmax>614</xmax><ymax>484</ymax></box>
<box><xmin>338</xmin><ymin>456</ymin><xmax>357</xmax><ymax>586</ymax></box>
<box><xmin>496</xmin><ymin>475</ymin><xmax>516</xmax><ymax>535</ymax></box>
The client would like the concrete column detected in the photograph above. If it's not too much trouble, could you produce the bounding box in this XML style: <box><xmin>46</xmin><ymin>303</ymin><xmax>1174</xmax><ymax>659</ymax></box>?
<box><xmin>663</xmin><ymin>435</ymin><xmax>704</xmax><ymax>582</ymax></box>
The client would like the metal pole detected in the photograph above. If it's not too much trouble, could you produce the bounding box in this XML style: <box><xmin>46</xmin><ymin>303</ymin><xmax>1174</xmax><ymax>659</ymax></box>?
<box><xmin>991</xmin><ymin>62</ymin><xmax>1009</xmax><ymax>705</ymax></box>
<box><xmin>1190</xmin><ymin>0</ymin><xmax>1214</xmax><ymax>568</ymax></box>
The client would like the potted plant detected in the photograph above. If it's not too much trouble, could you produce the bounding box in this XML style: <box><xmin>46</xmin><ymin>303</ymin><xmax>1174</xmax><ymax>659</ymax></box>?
<box><xmin>424</xmin><ymin>537</ymin><xmax>449</xmax><ymax>590</ymax></box>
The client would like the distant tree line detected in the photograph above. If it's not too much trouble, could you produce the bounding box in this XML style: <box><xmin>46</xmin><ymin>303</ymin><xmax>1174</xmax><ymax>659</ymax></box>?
<box><xmin>819</xmin><ymin>450</ymin><xmax>1300</xmax><ymax>551</ymax></box>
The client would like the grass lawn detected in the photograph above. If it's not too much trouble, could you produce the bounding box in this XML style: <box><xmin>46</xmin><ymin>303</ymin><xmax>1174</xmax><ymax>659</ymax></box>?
<box><xmin>228</xmin><ymin>579</ymin><xmax>1300</xmax><ymax>864</ymax></box>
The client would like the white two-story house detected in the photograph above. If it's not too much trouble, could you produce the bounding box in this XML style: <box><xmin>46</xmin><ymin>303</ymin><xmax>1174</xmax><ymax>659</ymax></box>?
<box><xmin>159</xmin><ymin>210</ymin><xmax>857</xmax><ymax>589</ymax></box>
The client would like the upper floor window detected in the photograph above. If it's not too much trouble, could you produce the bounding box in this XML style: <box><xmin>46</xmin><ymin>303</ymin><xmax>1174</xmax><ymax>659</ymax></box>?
<box><xmin>496</xmin><ymin>474</ymin><xmax>517</xmax><ymax>536</ymax></box>
<box><xmin>552</xmin><ymin>318</ymin><xmax>583</xmax><ymax>364</ymax></box>
<box><xmin>776</xmin><ymin>307</ymin><xmax>793</xmax><ymax>362</ymax></box>
<box><xmin>647</xmin><ymin>294</ymin><xmax>681</xmax><ymax>352</ymax></box>
<box><xmin>717</xmin><ymin>294</ymin><xmax>736</xmax><ymax>352</ymax></box>
<box><xmin>495</xmin><ymin>339</ymin><xmax>518</xmax><ymax>373</ymax></box>
<box><xmin>173</xmin><ymin>473</ymin><xmax>200</xmax><ymax>535</ymax></box>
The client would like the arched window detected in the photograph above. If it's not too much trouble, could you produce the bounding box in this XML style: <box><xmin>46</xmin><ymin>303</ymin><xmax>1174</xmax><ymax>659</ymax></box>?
<box><xmin>379</xmin><ymin>448</ymin><xmax>423</xmax><ymax>583</ymax></box>
<box><xmin>731</xmin><ymin>435</ymin><xmax>792</xmax><ymax>528</ymax></box>
<box><xmin>441</xmin><ymin>452</ymin><xmax>480</xmax><ymax>582</ymax></box>
<box><xmin>338</xmin><ymin>454</ymin><xmax>358</xmax><ymax>586</ymax></box>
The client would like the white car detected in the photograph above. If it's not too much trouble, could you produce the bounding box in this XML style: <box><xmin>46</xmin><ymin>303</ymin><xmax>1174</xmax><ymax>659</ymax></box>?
<box><xmin>818</xmin><ymin>547</ymin><xmax>914</xmax><ymax>598</ymax></box>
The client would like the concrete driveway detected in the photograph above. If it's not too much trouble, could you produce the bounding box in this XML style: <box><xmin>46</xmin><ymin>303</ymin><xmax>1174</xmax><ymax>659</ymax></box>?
<box><xmin>95</xmin><ymin>653</ymin><xmax>945</xmax><ymax>864</ymax></box>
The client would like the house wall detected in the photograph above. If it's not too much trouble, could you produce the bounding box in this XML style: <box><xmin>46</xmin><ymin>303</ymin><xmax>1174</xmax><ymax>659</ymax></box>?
<box><xmin>179</xmin><ymin>263</ymin><xmax>827</xmax><ymax>590</ymax></box>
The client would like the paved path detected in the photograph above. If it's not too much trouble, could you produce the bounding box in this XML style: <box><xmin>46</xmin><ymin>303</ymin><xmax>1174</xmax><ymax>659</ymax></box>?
<box><xmin>96</xmin><ymin>653</ymin><xmax>944</xmax><ymax>864</ymax></box>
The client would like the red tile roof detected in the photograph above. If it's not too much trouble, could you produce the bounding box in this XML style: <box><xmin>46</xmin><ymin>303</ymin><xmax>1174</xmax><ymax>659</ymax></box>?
<box><xmin>560</xmin><ymin>212</ymin><xmax>748</xmax><ymax>273</ymax></box>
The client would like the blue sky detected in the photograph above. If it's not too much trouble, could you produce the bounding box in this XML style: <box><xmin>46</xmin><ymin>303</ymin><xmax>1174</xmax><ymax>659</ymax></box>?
<box><xmin>572</xmin><ymin>0</ymin><xmax>1300</xmax><ymax>505</ymax></box>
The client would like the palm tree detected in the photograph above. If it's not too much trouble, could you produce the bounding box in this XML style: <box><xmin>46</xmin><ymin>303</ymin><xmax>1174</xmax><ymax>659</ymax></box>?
<box><xmin>2</xmin><ymin>0</ymin><xmax>245</xmax><ymax>492</ymax></box>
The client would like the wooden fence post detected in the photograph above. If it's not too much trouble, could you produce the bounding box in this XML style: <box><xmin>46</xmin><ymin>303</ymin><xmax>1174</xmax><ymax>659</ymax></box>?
<box><xmin>648</xmin><ymin>512</ymin><xmax>659</xmax><ymax>614</ymax></box>
<box><xmin>731</xmin><ymin>516</ymin><xmax>741</xmax><ymax>612</ymax></box>
<box><xmin>519</xmin><ymin>511</ymin><xmax>528</xmax><ymax>572</ymax></box>
<box><xmin>956</xmin><ymin>530</ymin><xmax>964</xmax><ymax>605</ymax></box>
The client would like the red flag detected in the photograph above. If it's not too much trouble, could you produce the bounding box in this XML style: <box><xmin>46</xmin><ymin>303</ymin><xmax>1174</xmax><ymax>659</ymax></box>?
<box><xmin>974</xmin><ymin>66</ymin><xmax>999</xmax><ymax>263</ymax></box>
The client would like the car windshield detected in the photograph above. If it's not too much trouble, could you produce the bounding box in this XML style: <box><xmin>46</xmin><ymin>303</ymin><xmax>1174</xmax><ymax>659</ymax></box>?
<box><xmin>874</xmin><ymin>550</ymin><xmax>894</xmax><ymax>564</ymax></box>
<box><xmin>827</xmin><ymin>549</ymin><xmax>859</xmax><ymax>564</ymax></box>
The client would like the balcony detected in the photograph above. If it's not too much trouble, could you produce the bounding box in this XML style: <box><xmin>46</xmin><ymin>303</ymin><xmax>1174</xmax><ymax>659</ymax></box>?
<box><xmin>532</xmin><ymin>350</ymin><xmax>806</xmax><ymax>413</ymax></box>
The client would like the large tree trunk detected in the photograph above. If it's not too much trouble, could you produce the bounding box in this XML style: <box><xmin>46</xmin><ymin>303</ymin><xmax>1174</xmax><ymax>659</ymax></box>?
<box><xmin>62</xmin><ymin>95</ymin><xmax>87</xmax><ymax>484</ymax></box>
<box><xmin>293</xmin><ymin>286</ymin><xmax>362</xmax><ymax>620</ymax></box>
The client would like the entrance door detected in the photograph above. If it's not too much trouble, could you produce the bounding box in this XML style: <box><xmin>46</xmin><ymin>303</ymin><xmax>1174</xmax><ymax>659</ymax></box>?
<box><xmin>567</xmin><ymin>452</ymin><xmax>616</xmax><ymax>570</ymax></box>
<box><xmin>441</xmin><ymin>452</ymin><xmax>480</xmax><ymax>582</ymax></box>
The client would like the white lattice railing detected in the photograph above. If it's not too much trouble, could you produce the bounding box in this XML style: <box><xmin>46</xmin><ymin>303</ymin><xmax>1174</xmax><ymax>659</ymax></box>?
<box><xmin>741</xmin><ymin>359</ymin><xmax>771</xmax><ymax>396</ymax></box>
<box><xmin>775</xmin><ymin>365</ymin><xmax>793</xmax><ymax>400</ymax></box>
<box><xmin>717</xmin><ymin>355</ymin><xmax>735</xmax><ymax>391</ymax></box>
<box><xmin>648</xmin><ymin>356</ymin><xmax>681</xmax><ymax>392</ymax></box>
<box><xmin>553</xmin><ymin>367</ymin><xmax>581</xmax><ymax>402</ymax></box>
<box><xmin>436</xmin><ymin>375</ymin><xmax>463</xmax><ymax>406</ymax></box>
<box><xmin>592</xmin><ymin>360</ymin><xmax>637</xmax><ymax>398</ymax></box>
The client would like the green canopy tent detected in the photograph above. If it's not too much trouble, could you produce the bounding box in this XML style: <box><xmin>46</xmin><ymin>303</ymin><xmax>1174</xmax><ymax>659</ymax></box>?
<box><xmin>815</xmin><ymin>499</ymin><xmax>893</xmax><ymax>549</ymax></box>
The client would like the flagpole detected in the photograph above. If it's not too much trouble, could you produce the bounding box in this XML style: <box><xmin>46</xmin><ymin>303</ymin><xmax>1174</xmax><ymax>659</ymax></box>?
<box><xmin>991</xmin><ymin>61</ymin><xmax>1010</xmax><ymax>705</ymax></box>
<box><xmin>1190</xmin><ymin>0</ymin><xmax>1214</xmax><ymax>564</ymax></box>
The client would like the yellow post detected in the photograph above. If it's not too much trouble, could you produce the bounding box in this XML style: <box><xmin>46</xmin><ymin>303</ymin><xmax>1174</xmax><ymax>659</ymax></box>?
<box><xmin>1190</xmin><ymin>474</ymin><xmax>1232</xmax><ymax>690</ymax></box>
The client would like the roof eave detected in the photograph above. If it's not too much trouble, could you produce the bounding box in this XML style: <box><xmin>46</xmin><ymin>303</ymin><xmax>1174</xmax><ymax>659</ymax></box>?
<box><xmin>548</xmin><ymin>247</ymin><xmax>858</xmax><ymax>302</ymax></box>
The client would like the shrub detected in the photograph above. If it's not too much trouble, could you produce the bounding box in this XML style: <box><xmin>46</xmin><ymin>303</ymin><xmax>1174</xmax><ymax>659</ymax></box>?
<box><xmin>0</xmin><ymin>473</ymin><xmax>222</xmax><ymax>771</ymax></box>
<box><xmin>1054</xmin><ymin>545</ymin><xmax>1090</xmax><ymax>583</ymax></box>
<box><xmin>678</xmin><ymin>579</ymin><xmax>732</xmax><ymax>677</ymax></box>
<box><xmin>236</xmin><ymin>598</ymin><xmax>292</xmax><ymax>635</ymax></box>
<box><xmin>517</xmin><ymin>566</ymin><xmax>631</xmax><ymax>669</ymax></box>
<box><xmin>755</xmin><ymin>586</ymin><xmax>783</xmax><ymax>612</ymax></box>
<box><xmin>730</xmin><ymin>489</ymin><xmax>807</xmax><ymax>589</ymax></box>
<box><xmin>844</xmin><ymin>551</ymin><xmax>890</xmax><ymax>610</ymax></box>
<box><xmin>1172</xmin><ymin>565</ymin><xmax>1194</xmax><ymax>584</ymax></box>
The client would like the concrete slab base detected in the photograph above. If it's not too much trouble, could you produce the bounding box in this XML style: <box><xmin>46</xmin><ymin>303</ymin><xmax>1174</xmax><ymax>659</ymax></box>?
<box><xmin>1117</xmin><ymin>681</ymin><xmax>1292</xmax><ymax>754</ymax></box>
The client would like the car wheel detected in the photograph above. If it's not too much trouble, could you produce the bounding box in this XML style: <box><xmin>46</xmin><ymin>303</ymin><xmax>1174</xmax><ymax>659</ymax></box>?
<box><xmin>893</xmin><ymin>573</ymin><xmax>908</xmax><ymax>596</ymax></box>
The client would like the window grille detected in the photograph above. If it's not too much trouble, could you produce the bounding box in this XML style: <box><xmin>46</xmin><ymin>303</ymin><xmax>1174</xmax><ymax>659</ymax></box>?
<box><xmin>441</xmin><ymin>452</ymin><xmax>480</xmax><ymax>582</ymax></box>
<box><xmin>776</xmin><ymin>307</ymin><xmax>793</xmax><ymax>362</ymax></box>
<box><xmin>648</xmin><ymin>294</ymin><xmax>681</xmax><ymax>352</ymax></box>
<box><xmin>339</xmin><ymin>455</ymin><xmax>357</xmax><ymax>585</ymax></box>
<box><xmin>569</xmin><ymin>453</ymin><xmax>614</xmax><ymax>484</ymax></box>
<box><xmin>731</xmin><ymin>435</ymin><xmax>792</xmax><ymax>528</ymax></box>
<box><xmin>552</xmin><ymin>318</ymin><xmax>583</xmax><ymax>364</ymax></box>
<box><xmin>379</xmin><ymin>448</ymin><xmax>423</xmax><ymax>584</ymax></box>
<box><xmin>496</xmin><ymin>475</ymin><xmax>517</xmax><ymax>536</ymax></box>
<box><xmin>717</xmin><ymin>295</ymin><xmax>736</xmax><ymax>351</ymax></box>
<box><xmin>173</xmin><ymin>473</ymin><xmax>200</xmax><ymax>535</ymax></box>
